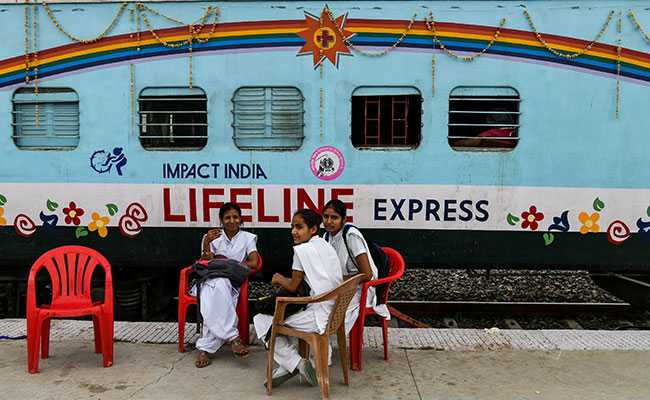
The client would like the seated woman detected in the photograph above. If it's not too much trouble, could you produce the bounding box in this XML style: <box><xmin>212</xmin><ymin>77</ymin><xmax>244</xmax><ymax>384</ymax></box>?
<box><xmin>322</xmin><ymin>199</ymin><xmax>388</xmax><ymax>334</ymax></box>
<box><xmin>195</xmin><ymin>202</ymin><xmax>259</xmax><ymax>368</ymax></box>
<box><xmin>253</xmin><ymin>209</ymin><xmax>343</xmax><ymax>388</ymax></box>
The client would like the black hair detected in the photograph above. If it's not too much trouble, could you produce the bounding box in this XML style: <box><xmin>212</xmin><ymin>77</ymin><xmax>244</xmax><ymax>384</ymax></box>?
<box><xmin>293</xmin><ymin>208</ymin><xmax>322</xmax><ymax>229</ymax></box>
<box><xmin>322</xmin><ymin>199</ymin><xmax>347</xmax><ymax>218</ymax></box>
<box><xmin>219</xmin><ymin>202</ymin><xmax>242</xmax><ymax>221</ymax></box>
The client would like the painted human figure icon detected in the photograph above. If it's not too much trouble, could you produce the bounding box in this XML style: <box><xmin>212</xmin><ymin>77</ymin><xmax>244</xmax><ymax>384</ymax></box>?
<box><xmin>90</xmin><ymin>147</ymin><xmax>128</xmax><ymax>176</ymax></box>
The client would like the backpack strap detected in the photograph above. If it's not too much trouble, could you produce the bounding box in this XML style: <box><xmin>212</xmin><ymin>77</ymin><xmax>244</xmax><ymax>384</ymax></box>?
<box><xmin>341</xmin><ymin>224</ymin><xmax>360</xmax><ymax>271</ymax></box>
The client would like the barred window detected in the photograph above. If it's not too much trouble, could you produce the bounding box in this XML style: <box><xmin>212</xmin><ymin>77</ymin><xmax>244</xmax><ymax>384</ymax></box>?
<box><xmin>448</xmin><ymin>86</ymin><xmax>520</xmax><ymax>150</ymax></box>
<box><xmin>12</xmin><ymin>87</ymin><xmax>80</xmax><ymax>149</ymax></box>
<box><xmin>139</xmin><ymin>87</ymin><xmax>207</xmax><ymax>150</ymax></box>
<box><xmin>351</xmin><ymin>86</ymin><xmax>422</xmax><ymax>149</ymax></box>
<box><xmin>232</xmin><ymin>87</ymin><xmax>305</xmax><ymax>150</ymax></box>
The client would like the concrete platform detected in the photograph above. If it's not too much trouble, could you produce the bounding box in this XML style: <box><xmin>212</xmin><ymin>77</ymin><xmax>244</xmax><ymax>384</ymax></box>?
<box><xmin>1</xmin><ymin>319</ymin><xmax>650</xmax><ymax>399</ymax></box>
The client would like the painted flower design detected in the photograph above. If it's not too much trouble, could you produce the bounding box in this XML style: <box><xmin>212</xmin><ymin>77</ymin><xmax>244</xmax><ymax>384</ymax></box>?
<box><xmin>521</xmin><ymin>205</ymin><xmax>544</xmax><ymax>230</ymax></box>
<box><xmin>579</xmin><ymin>212</ymin><xmax>600</xmax><ymax>234</ymax></box>
<box><xmin>0</xmin><ymin>207</ymin><xmax>6</xmax><ymax>226</ymax></box>
<box><xmin>63</xmin><ymin>201</ymin><xmax>85</xmax><ymax>225</ymax></box>
<box><xmin>88</xmin><ymin>212</ymin><xmax>110</xmax><ymax>238</ymax></box>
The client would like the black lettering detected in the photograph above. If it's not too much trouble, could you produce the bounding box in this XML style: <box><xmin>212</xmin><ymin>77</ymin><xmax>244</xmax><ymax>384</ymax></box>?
<box><xmin>458</xmin><ymin>200</ymin><xmax>473</xmax><ymax>222</ymax></box>
<box><xmin>240</xmin><ymin>164</ymin><xmax>251</xmax><ymax>179</ymax></box>
<box><xmin>425</xmin><ymin>199</ymin><xmax>440</xmax><ymax>221</ymax></box>
<box><xmin>228</xmin><ymin>164</ymin><xmax>239</xmax><ymax>179</ymax></box>
<box><xmin>198</xmin><ymin>164</ymin><xmax>210</xmax><ymax>179</ymax></box>
<box><xmin>186</xmin><ymin>164</ymin><xmax>197</xmax><ymax>179</ymax></box>
<box><xmin>374</xmin><ymin>199</ymin><xmax>387</xmax><ymax>221</ymax></box>
<box><xmin>390</xmin><ymin>199</ymin><xmax>406</xmax><ymax>221</ymax></box>
<box><xmin>475</xmin><ymin>199</ymin><xmax>489</xmax><ymax>222</ymax></box>
<box><xmin>212</xmin><ymin>163</ymin><xmax>220</xmax><ymax>178</ymax></box>
<box><xmin>180</xmin><ymin>163</ymin><xmax>188</xmax><ymax>178</ymax></box>
<box><xmin>256</xmin><ymin>164</ymin><xmax>268</xmax><ymax>179</ymax></box>
<box><xmin>408</xmin><ymin>199</ymin><xmax>423</xmax><ymax>220</ymax></box>
<box><xmin>444</xmin><ymin>199</ymin><xmax>457</xmax><ymax>221</ymax></box>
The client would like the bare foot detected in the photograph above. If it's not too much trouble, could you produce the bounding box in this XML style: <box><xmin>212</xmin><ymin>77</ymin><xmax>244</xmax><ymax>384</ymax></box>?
<box><xmin>195</xmin><ymin>351</ymin><xmax>211</xmax><ymax>368</ymax></box>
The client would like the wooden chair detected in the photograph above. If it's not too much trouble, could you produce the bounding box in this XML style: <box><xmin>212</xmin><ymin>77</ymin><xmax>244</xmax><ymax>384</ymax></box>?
<box><xmin>266</xmin><ymin>274</ymin><xmax>365</xmax><ymax>399</ymax></box>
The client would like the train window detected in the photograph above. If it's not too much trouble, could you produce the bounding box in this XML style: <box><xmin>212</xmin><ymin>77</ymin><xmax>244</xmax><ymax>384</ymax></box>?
<box><xmin>139</xmin><ymin>87</ymin><xmax>207</xmax><ymax>150</ymax></box>
<box><xmin>232</xmin><ymin>87</ymin><xmax>305</xmax><ymax>150</ymax></box>
<box><xmin>351</xmin><ymin>86</ymin><xmax>422</xmax><ymax>149</ymax></box>
<box><xmin>12</xmin><ymin>87</ymin><xmax>80</xmax><ymax>150</ymax></box>
<box><xmin>448</xmin><ymin>86</ymin><xmax>520</xmax><ymax>151</ymax></box>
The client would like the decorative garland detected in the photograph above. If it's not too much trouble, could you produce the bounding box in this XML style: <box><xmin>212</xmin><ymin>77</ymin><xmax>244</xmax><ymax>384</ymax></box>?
<box><xmin>523</xmin><ymin>9</ymin><xmax>614</xmax><ymax>60</ymax></box>
<box><xmin>628</xmin><ymin>10</ymin><xmax>650</xmax><ymax>43</ymax></box>
<box><xmin>616</xmin><ymin>12</ymin><xmax>622</xmax><ymax>119</ymax></box>
<box><xmin>43</xmin><ymin>1</ymin><xmax>128</xmax><ymax>44</ymax></box>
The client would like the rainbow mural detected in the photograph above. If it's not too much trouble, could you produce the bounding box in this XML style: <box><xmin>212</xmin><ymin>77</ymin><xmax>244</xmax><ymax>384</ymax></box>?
<box><xmin>2</xmin><ymin>17</ymin><xmax>650</xmax><ymax>89</ymax></box>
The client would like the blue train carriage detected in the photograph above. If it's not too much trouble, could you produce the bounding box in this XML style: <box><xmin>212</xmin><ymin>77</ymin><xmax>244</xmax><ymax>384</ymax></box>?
<box><xmin>1</xmin><ymin>0</ymin><xmax>650</xmax><ymax>282</ymax></box>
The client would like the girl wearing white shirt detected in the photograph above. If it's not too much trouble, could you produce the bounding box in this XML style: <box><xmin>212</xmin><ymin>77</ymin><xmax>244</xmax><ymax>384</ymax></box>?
<box><xmin>195</xmin><ymin>202</ymin><xmax>259</xmax><ymax>368</ymax></box>
<box><xmin>253</xmin><ymin>209</ymin><xmax>342</xmax><ymax>388</ymax></box>
<box><xmin>322</xmin><ymin>199</ymin><xmax>385</xmax><ymax>333</ymax></box>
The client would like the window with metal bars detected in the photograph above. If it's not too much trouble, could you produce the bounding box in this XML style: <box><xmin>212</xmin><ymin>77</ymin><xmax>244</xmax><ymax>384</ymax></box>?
<box><xmin>351</xmin><ymin>87</ymin><xmax>422</xmax><ymax>149</ymax></box>
<box><xmin>232</xmin><ymin>87</ymin><xmax>305</xmax><ymax>150</ymax></box>
<box><xmin>12</xmin><ymin>87</ymin><xmax>80</xmax><ymax>150</ymax></box>
<box><xmin>139</xmin><ymin>87</ymin><xmax>207</xmax><ymax>150</ymax></box>
<box><xmin>448</xmin><ymin>86</ymin><xmax>520</xmax><ymax>150</ymax></box>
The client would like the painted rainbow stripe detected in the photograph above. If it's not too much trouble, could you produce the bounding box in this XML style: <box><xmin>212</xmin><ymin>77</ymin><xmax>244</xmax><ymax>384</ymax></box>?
<box><xmin>2</xmin><ymin>18</ymin><xmax>650</xmax><ymax>88</ymax></box>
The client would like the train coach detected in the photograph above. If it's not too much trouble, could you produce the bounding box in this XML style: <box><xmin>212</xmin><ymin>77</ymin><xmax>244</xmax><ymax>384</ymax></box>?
<box><xmin>1</xmin><ymin>0</ymin><xmax>650</xmax><ymax>316</ymax></box>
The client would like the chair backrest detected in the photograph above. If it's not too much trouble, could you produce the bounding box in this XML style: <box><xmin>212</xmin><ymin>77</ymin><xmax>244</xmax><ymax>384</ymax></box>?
<box><xmin>378</xmin><ymin>247</ymin><xmax>405</xmax><ymax>304</ymax></box>
<box><xmin>324</xmin><ymin>274</ymin><xmax>366</xmax><ymax>336</ymax></box>
<box><xmin>27</xmin><ymin>245</ymin><xmax>112</xmax><ymax>309</ymax></box>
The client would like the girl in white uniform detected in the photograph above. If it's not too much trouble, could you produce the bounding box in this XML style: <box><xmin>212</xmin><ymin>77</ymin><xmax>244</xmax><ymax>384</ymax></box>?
<box><xmin>195</xmin><ymin>202</ymin><xmax>260</xmax><ymax>368</ymax></box>
<box><xmin>253</xmin><ymin>209</ymin><xmax>343</xmax><ymax>388</ymax></box>
<box><xmin>322</xmin><ymin>199</ymin><xmax>389</xmax><ymax>333</ymax></box>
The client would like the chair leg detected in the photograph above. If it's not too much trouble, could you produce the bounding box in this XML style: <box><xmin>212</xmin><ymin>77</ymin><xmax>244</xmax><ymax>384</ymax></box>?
<box><xmin>266</xmin><ymin>329</ymin><xmax>277</xmax><ymax>395</ymax></box>
<box><xmin>237</xmin><ymin>281</ymin><xmax>249</xmax><ymax>345</ymax></box>
<box><xmin>41</xmin><ymin>318</ymin><xmax>51</xmax><ymax>359</ymax></box>
<box><xmin>312</xmin><ymin>336</ymin><xmax>330</xmax><ymax>400</ymax></box>
<box><xmin>298</xmin><ymin>338</ymin><xmax>310</xmax><ymax>359</ymax></box>
<box><xmin>336</xmin><ymin>326</ymin><xmax>349</xmax><ymax>385</ymax></box>
<box><xmin>92</xmin><ymin>315</ymin><xmax>102</xmax><ymax>354</ymax></box>
<box><xmin>351</xmin><ymin>314</ymin><xmax>366</xmax><ymax>371</ymax></box>
<box><xmin>178</xmin><ymin>301</ymin><xmax>187</xmax><ymax>353</ymax></box>
<box><xmin>382</xmin><ymin>317</ymin><xmax>389</xmax><ymax>361</ymax></box>
<box><xmin>26</xmin><ymin>315</ymin><xmax>40</xmax><ymax>374</ymax></box>
<box><xmin>101</xmin><ymin>311</ymin><xmax>114</xmax><ymax>367</ymax></box>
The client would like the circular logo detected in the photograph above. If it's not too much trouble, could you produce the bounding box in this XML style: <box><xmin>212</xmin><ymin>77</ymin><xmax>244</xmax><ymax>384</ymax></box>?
<box><xmin>310</xmin><ymin>146</ymin><xmax>345</xmax><ymax>181</ymax></box>
<box><xmin>313</xmin><ymin>27</ymin><xmax>337</xmax><ymax>50</ymax></box>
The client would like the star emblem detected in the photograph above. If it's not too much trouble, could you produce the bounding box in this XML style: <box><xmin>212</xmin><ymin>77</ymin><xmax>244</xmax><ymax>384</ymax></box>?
<box><xmin>296</xmin><ymin>5</ymin><xmax>354</xmax><ymax>68</ymax></box>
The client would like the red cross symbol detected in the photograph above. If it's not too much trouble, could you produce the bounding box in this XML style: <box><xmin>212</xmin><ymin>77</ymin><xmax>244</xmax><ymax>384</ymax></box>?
<box><xmin>316</xmin><ymin>28</ymin><xmax>336</xmax><ymax>49</ymax></box>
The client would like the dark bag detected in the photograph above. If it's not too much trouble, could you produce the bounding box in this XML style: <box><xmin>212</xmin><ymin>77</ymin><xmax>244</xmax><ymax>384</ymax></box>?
<box><xmin>326</xmin><ymin>224</ymin><xmax>390</xmax><ymax>302</ymax></box>
<box><xmin>255</xmin><ymin>280</ymin><xmax>312</xmax><ymax>342</ymax></box>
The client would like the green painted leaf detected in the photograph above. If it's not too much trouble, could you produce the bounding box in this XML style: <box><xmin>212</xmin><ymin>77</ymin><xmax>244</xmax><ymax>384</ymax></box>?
<box><xmin>543</xmin><ymin>232</ymin><xmax>555</xmax><ymax>246</ymax></box>
<box><xmin>75</xmin><ymin>227</ymin><xmax>88</xmax><ymax>239</ymax></box>
<box><xmin>46</xmin><ymin>199</ymin><xmax>58</xmax><ymax>212</ymax></box>
<box><xmin>593</xmin><ymin>197</ymin><xmax>605</xmax><ymax>212</ymax></box>
<box><xmin>647</xmin><ymin>205</ymin><xmax>650</xmax><ymax>218</ymax></box>
<box><xmin>506</xmin><ymin>213</ymin><xmax>520</xmax><ymax>226</ymax></box>
<box><xmin>106</xmin><ymin>203</ymin><xmax>118</xmax><ymax>216</ymax></box>
<box><xmin>0</xmin><ymin>194</ymin><xmax>6</xmax><ymax>206</ymax></box>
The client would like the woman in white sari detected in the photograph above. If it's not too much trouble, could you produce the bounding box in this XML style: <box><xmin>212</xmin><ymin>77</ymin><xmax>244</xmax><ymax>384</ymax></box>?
<box><xmin>253</xmin><ymin>209</ymin><xmax>342</xmax><ymax>388</ymax></box>
<box><xmin>194</xmin><ymin>202</ymin><xmax>259</xmax><ymax>368</ymax></box>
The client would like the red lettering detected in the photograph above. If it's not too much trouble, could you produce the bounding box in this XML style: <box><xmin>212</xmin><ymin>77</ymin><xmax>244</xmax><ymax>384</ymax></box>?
<box><xmin>297</xmin><ymin>188</ymin><xmax>324</xmax><ymax>212</ymax></box>
<box><xmin>230</xmin><ymin>188</ymin><xmax>252</xmax><ymax>222</ymax></box>
<box><xmin>189</xmin><ymin>188</ymin><xmax>197</xmax><ymax>222</ymax></box>
<box><xmin>202</xmin><ymin>188</ymin><xmax>224</xmax><ymax>223</ymax></box>
<box><xmin>257</xmin><ymin>188</ymin><xmax>279</xmax><ymax>222</ymax></box>
<box><xmin>283</xmin><ymin>188</ymin><xmax>291</xmax><ymax>222</ymax></box>
<box><xmin>163</xmin><ymin>187</ymin><xmax>186</xmax><ymax>222</ymax></box>
<box><xmin>331</xmin><ymin>188</ymin><xmax>354</xmax><ymax>222</ymax></box>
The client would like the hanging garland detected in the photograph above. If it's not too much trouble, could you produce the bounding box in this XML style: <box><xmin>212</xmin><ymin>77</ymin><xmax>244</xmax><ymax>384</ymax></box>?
<box><xmin>32</xmin><ymin>1</ymin><xmax>39</xmax><ymax>127</ymax></box>
<box><xmin>628</xmin><ymin>10</ymin><xmax>650</xmax><ymax>43</ymax></box>
<box><xmin>616</xmin><ymin>11</ymin><xmax>622</xmax><ymax>119</ymax></box>
<box><xmin>523</xmin><ymin>9</ymin><xmax>614</xmax><ymax>59</ymax></box>
<box><xmin>425</xmin><ymin>12</ymin><xmax>506</xmax><ymax>96</ymax></box>
<box><xmin>43</xmin><ymin>1</ymin><xmax>128</xmax><ymax>44</ymax></box>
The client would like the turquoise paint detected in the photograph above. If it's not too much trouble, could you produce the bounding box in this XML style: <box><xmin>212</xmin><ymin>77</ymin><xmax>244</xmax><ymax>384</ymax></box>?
<box><xmin>0</xmin><ymin>1</ymin><xmax>648</xmax><ymax>189</ymax></box>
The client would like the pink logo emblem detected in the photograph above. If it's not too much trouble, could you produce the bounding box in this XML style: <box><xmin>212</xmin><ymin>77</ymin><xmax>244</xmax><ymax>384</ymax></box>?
<box><xmin>310</xmin><ymin>146</ymin><xmax>345</xmax><ymax>180</ymax></box>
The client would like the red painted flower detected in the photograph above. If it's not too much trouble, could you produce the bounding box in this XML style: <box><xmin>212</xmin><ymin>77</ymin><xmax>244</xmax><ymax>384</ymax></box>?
<box><xmin>63</xmin><ymin>201</ymin><xmax>85</xmax><ymax>225</ymax></box>
<box><xmin>521</xmin><ymin>205</ymin><xmax>544</xmax><ymax>230</ymax></box>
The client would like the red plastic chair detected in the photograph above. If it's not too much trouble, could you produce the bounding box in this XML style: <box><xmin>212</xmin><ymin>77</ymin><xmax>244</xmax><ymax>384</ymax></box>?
<box><xmin>178</xmin><ymin>254</ymin><xmax>262</xmax><ymax>352</ymax></box>
<box><xmin>26</xmin><ymin>245</ymin><xmax>113</xmax><ymax>374</ymax></box>
<box><xmin>349</xmin><ymin>247</ymin><xmax>405</xmax><ymax>371</ymax></box>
